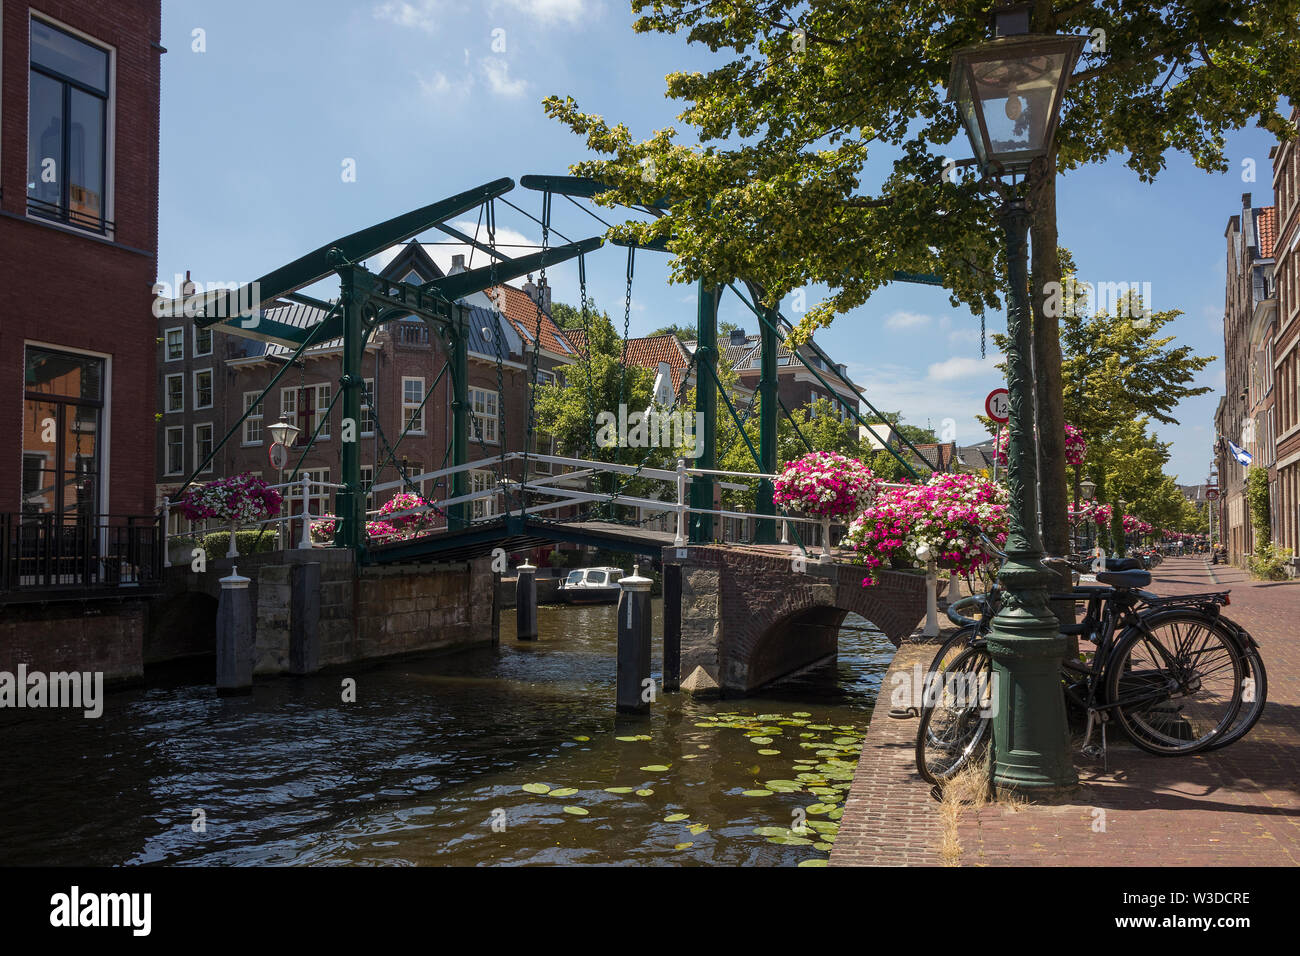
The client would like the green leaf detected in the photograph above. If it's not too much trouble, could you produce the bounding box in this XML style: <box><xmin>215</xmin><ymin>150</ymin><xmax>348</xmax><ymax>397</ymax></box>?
<box><xmin>563</xmin><ymin>805</ymin><xmax>589</xmax><ymax>816</ymax></box>
<box><xmin>664</xmin><ymin>813</ymin><xmax>689</xmax><ymax>822</ymax></box>
<box><xmin>521</xmin><ymin>783</ymin><xmax>550</xmax><ymax>794</ymax></box>
<box><xmin>640</xmin><ymin>764</ymin><xmax>670</xmax><ymax>772</ymax></box>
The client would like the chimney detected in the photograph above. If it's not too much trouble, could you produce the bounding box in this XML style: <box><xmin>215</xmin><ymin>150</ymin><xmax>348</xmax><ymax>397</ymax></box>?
<box><xmin>729</xmin><ymin>327</ymin><xmax>747</xmax><ymax>346</ymax></box>
<box><xmin>523</xmin><ymin>273</ymin><xmax>537</xmax><ymax>304</ymax></box>
<box><xmin>449</xmin><ymin>254</ymin><xmax>466</xmax><ymax>275</ymax></box>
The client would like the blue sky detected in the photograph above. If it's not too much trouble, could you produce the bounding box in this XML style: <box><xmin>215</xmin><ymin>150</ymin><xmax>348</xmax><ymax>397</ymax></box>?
<box><xmin>159</xmin><ymin>0</ymin><xmax>1277</xmax><ymax>485</ymax></box>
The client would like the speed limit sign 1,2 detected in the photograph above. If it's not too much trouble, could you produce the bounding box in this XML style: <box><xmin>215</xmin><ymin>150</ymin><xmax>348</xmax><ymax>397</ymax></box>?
<box><xmin>985</xmin><ymin>388</ymin><xmax>1010</xmax><ymax>423</ymax></box>
<box><xmin>268</xmin><ymin>442</ymin><xmax>290</xmax><ymax>470</ymax></box>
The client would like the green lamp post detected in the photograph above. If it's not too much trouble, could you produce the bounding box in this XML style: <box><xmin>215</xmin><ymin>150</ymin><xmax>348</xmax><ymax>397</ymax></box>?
<box><xmin>948</xmin><ymin>5</ymin><xmax>1083</xmax><ymax>795</ymax></box>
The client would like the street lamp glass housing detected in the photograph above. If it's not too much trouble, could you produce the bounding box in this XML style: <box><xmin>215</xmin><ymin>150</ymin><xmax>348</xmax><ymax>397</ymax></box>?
<box><xmin>267</xmin><ymin>415</ymin><xmax>301</xmax><ymax>447</ymax></box>
<box><xmin>1079</xmin><ymin>478</ymin><xmax>1096</xmax><ymax>501</ymax></box>
<box><xmin>948</xmin><ymin>33</ymin><xmax>1084</xmax><ymax>177</ymax></box>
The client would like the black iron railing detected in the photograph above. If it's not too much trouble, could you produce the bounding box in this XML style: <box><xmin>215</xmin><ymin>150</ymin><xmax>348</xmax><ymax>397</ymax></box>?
<box><xmin>0</xmin><ymin>513</ymin><xmax>163</xmax><ymax>601</ymax></box>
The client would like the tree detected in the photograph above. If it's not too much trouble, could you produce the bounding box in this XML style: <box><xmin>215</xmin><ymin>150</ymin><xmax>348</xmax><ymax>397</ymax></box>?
<box><xmin>544</xmin><ymin>0</ymin><xmax>1299</xmax><ymax>596</ymax></box>
<box><xmin>648</xmin><ymin>319</ymin><xmax>740</xmax><ymax>341</ymax></box>
<box><xmin>550</xmin><ymin>299</ymin><xmax>604</xmax><ymax>331</ymax></box>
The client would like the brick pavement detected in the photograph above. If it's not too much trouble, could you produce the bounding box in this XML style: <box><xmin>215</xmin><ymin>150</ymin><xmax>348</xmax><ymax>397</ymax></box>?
<box><xmin>831</xmin><ymin>557</ymin><xmax>1300</xmax><ymax>866</ymax></box>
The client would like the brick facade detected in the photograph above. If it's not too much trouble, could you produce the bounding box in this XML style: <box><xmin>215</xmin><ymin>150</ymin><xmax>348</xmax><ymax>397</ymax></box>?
<box><xmin>1</xmin><ymin>1</ymin><xmax>162</xmax><ymax>518</ymax></box>
<box><xmin>1271</xmin><ymin>111</ymin><xmax>1300</xmax><ymax>562</ymax></box>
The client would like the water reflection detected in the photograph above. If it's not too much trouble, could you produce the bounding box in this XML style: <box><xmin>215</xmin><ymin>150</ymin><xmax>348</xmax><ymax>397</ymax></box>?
<box><xmin>0</xmin><ymin>600</ymin><xmax>894</xmax><ymax>866</ymax></box>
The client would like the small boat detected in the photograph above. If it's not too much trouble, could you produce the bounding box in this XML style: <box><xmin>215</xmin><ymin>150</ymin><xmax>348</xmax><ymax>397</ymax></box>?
<box><xmin>558</xmin><ymin>567</ymin><xmax>626</xmax><ymax>605</ymax></box>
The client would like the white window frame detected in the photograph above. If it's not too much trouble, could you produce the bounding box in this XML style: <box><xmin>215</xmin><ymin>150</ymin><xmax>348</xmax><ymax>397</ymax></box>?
<box><xmin>361</xmin><ymin>378</ymin><xmax>375</xmax><ymax>436</ymax></box>
<box><xmin>242</xmin><ymin>391</ymin><xmax>264</xmax><ymax>445</ymax></box>
<box><xmin>26</xmin><ymin>15</ymin><xmax>118</xmax><ymax>240</ymax></box>
<box><xmin>194</xmin><ymin>325</ymin><xmax>213</xmax><ymax>357</ymax></box>
<box><xmin>165</xmin><ymin>373</ymin><xmax>184</xmax><ymax>413</ymax></box>
<box><xmin>193</xmin><ymin>368</ymin><xmax>213</xmax><ymax>410</ymax></box>
<box><xmin>164</xmin><ymin>327</ymin><xmax>184</xmax><ymax>361</ymax></box>
<box><xmin>164</xmin><ymin>426</ymin><xmax>184</xmax><ymax>476</ymax></box>
<box><xmin>360</xmin><ymin>464</ymin><xmax>374</xmax><ymax>511</ymax></box>
<box><xmin>471</xmin><ymin>470</ymin><xmax>497</xmax><ymax>519</ymax></box>
<box><xmin>310</xmin><ymin>382</ymin><xmax>331</xmax><ymax>440</ymax></box>
<box><xmin>402</xmin><ymin>376</ymin><xmax>426</xmax><ymax>435</ymax></box>
<box><xmin>470</xmin><ymin>387</ymin><xmax>499</xmax><ymax>444</ymax></box>
<box><xmin>194</xmin><ymin>423</ymin><xmax>214</xmax><ymax>473</ymax></box>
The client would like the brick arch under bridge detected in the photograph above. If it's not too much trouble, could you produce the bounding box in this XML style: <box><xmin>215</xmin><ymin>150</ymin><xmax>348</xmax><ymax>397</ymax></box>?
<box><xmin>671</xmin><ymin>546</ymin><xmax>931</xmax><ymax>696</ymax></box>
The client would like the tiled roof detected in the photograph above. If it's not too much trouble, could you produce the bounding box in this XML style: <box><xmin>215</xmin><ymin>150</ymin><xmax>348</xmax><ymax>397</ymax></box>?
<box><xmin>492</xmin><ymin>285</ymin><xmax>575</xmax><ymax>357</ymax></box>
<box><xmin>564</xmin><ymin>329</ymin><xmax>693</xmax><ymax>395</ymax></box>
<box><xmin>262</xmin><ymin>301</ymin><xmax>339</xmax><ymax>358</ymax></box>
<box><xmin>1257</xmin><ymin>206</ymin><xmax>1278</xmax><ymax>258</ymax></box>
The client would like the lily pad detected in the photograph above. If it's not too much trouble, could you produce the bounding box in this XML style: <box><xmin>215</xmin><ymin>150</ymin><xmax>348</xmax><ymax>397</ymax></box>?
<box><xmin>764</xmin><ymin>780</ymin><xmax>803</xmax><ymax>792</ymax></box>
<box><xmin>640</xmin><ymin>764</ymin><xmax>670</xmax><ymax>772</ymax></box>
<box><xmin>521</xmin><ymin>783</ymin><xmax>551</xmax><ymax>794</ymax></box>
<box><xmin>828</xmin><ymin>808</ymin><xmax>844</xmax><ymax>820</ymax></box>
<box><xmin>807</xmin><ymin>820</ymin><xmax>839</xmax><ymax>834</ymax></box>
<box><xmin>682</xmin><ymin>753</ymin><xmax>702</xmax><ymax>760</ymax></box>
<box><xmin>549</xmin><ymin>788</ymin><xmax>579</xmax><ymax>797</ymax></box>
<box><xmin>664</xmin><ymin>813</ymin><xmax>689</xmax><ymax>822</ymax></box>
<box><xmin>688</xmin><ymin>824</ymin><xmax>709</xmax><ymax>835</ymax></box>
<box><xmin>793</xmin><ymin>711</ymin><xmax>811</xmax><ymax>717</ymax></box>
<box><xmin>741</xmin><ymin>789</ymin><xmax>774</xmax><ymax>797</ymax></box>
<box><xmin>573</xmin><ymin>735</ymin><xmax>590</xmax><ymax>742</ymax></box>
<box><xmin>605</xmin><ymin>787</ymin><xmax>634</xmax><ymax>794</ymax></box>
<box><xmin>636</xmin><ymin>788</ymin><xmax>655</xmax><ymax>796</ymax></box>
<box><xmin>563</xmin><ymin>805</ymin><xmax>589</xmax><ymax>816</ymax></box>
<box><xmin>674</xmin><ymin>842</ymin><xmax>694</xmax><ymax>850</ymax></box>
<box><xmin>752</xmin><ymin>826</ymin><xmax>791</xmax><ymax>837</ymax></box>
<box><xmin>750</xmin><ymin>737</ymin><xmax>774</xmax><ymax>745</ymax></box>
<box><xmin>798</xmin><ymin>859</ymin><xmax>829</xmax><ymax>867</ymax></box>
<box><xmin>806</xmin><ymin>803</ymin><xmax>835</xmax><ymax>815</ymax></box>
<box><xmin>757</xmin><ymin>749</ymin><xmax>781</xmax><ymax>756</ymax></box>
<box><xmin>814</xmin><ymin>842</ymin><xmax>833</xmax><ymax>851</ymax></box>
<box><xmin>767</xmin><ymin>835</ymin><xmax>814</xmax><ymax>846</ymax></box>
<box><xmin>615</xmin><ymin>736</ymin><xmax>640</xmax><ymax>742</ymax></box>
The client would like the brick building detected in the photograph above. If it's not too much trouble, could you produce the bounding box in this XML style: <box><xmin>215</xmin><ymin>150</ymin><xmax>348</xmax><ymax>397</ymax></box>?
<box><xmin>1215</xmin><ymin>193</ymin><xmax>1278</xmax><ymax>565</ymax></box>
<box><xmin>159</xmin><ymin>243</ymin><xmax>583</xmax><ymax>533</ymax></box>
<box><xmin>1</xmin><ymin>2</ymin><xmax>162</xmax><ymax>673</ymax></box>
<box><xmin>1270</xmin><ymin>108</ymin><xmax>1300</xmax><ymax>566</ymax></box>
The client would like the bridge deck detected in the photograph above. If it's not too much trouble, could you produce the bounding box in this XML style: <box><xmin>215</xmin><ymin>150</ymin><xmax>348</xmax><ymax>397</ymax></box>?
<box><xmin>365</xmin><ymin>515</ymin><xmax>678</xmax><ymax>564</ymax></box>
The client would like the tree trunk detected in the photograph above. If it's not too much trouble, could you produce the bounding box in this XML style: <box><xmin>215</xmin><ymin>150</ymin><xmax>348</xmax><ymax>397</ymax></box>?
<box><xmin>1030</xmin><ymin>152</ymin><xmax>1075</xmax><ymax>629</ymax></box>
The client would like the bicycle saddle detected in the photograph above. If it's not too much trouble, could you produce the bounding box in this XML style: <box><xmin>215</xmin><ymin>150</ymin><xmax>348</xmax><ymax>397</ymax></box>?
<box><xmin>1095</xmin><ymin>568</ymin><xmax>1152</xmax><ymax>589</ymax></box>
<box><xmin>1105</xmin><ymin>557</ymin><xmax>1143</xmax><ymax>571</ymax></box>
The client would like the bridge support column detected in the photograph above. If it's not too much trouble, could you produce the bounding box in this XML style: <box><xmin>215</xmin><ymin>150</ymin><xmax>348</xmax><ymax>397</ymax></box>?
<box><xmin>616</xmin><ymin>566</ymin><xmax>654</xmax><ymax>713</ymax></box>
<box><xmin>289</xmin><ymin>562</ymin><xmax>321</xmax><ymax>675</ymax></box>
<box><xmin>516</xmin><ymin>561</ymin><xmax>538</xmax><ymax>640</ymax></box>
<box><xmin>662</xmin><ymin>563</ymin><xmax>682</xmax><ymax>692</ymax></box>
<box><xmin>216</xmin><ymin>567</ymin><xmax>254</xmax><ymax>695</ymax></box>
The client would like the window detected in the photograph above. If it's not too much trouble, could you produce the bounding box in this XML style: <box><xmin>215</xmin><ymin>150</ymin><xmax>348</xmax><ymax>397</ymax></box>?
<box><xmin>361</xmin><ymin>379</ymin><xmax>375</xmax><ymax>436</ymax></box>
<box><xmin>282</xmin><ymin>384</ymin><xmax>330</xmax><ymax>443</ymax></box>
<box><xmin>194</xmin><ymin>424</ymin><xmax>214</xmax><ymax>473</ymax></box>
<box><xmin>165</xmin><ymin>373</ymin><xmax>184</xmax><ymax>413</ymax></box>
<box><xmin>403</xmin><ymin>377</ymin><xmax>426</xmax><ymax>434</ymax></box>
<box><xmin>404</xmin><ymin>461</ymin><xmax>426</xmax><ymax>498</ymax></box>
<box><xmin>302</xmin><ymin>468</ymin><xmax>331</xmax><ymax>520</ymax></box>
<box><xmin>165</xmin><ymin>328</ymin><xmax>184</xmax><ymax>361</ymax></box>
<box><xmin>471</xmin><ymin>387</ymin><xmax>499</xmax><ymax>444</ymax></box>
<box><xmin>361</xmin><ymin>465</ymin><xmax>374</xmax><ymax>511</ymax></box>
<box><xmin>194</xmin><ymin>369</ymin><xmax>213</xmax><ymax>409</ymax></box>
<box><xmin>27</xmin><ymin>18</ymin><xmax>111</xmax><ymax>232</ymax></box>
<box><xmin>310</xmin><ymin>383</ymin><xmax>331</xmax><ymax>440</ymax></box>
<box><xmin>536</xmin><ymin>369</ymin><xmax>555</xmax><ymax>387</ymax></box>
<box><xmin>195</xmin><ymin>327</ymin><xmax>212</xmax><ymax>357</ymax></box>
<box><xmin>471</xmin><ymin>470</ymin><xmax>497</xmax><ymax>519</ymax></box>
<box><xmin>534</xmin><ymin>432</ymin><xmax>555</xmax><ymax>474</ymax></box>
<box><xmin>243</xmin><ymin>391</ymin><xmax>264</xmax><ymax>444</ymax></box>
<box><xmin>165</xmin><ymin>427</ymin><xmax>184</xmax><ymax>476</ymax></box>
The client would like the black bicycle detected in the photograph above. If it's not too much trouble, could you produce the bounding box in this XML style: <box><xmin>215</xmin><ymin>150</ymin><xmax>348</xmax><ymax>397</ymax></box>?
<box><xmin>916</xmin><ymin>545</ymin><xmax>1260</xmax><ymax>785</ymax></box>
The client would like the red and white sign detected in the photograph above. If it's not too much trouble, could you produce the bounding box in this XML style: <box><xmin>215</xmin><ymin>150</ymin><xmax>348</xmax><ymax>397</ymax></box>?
<box><xmin>1206</xmin><ymin>486</ymin><xmax>1219</xmax><ymax>500</ymax></box>
<box><xmin>268</xmin><ymin>442</ymin><xmax>290</xmax><ymax>470</ymax></box>
<box><xmin>985</xmin><ymin>388</ymin><xmax>1010</xmax><ymax>423</ymax></box>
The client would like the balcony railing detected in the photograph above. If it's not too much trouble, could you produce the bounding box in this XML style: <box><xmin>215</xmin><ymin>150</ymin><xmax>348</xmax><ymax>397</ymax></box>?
<box><xmin>0</xmin><ymin>513</ymin><xmax>163</xmax><ymax>602</ymax></box>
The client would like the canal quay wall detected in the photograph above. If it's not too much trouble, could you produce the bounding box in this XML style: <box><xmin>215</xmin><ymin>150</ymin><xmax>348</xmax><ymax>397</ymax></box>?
<box><xmin>669</xmin><ymin>546</ymin><xmax>929</xmax><ymax>696</ymax></box>
<box><xmin>0</xmin><ymin>599</ymin><xmax>153</xmax><ymax>685</ymax></box>
<box><xmin>143</xmin><ymin>549</ymin><xmax>495</xmax><ymax>678</ymax></box>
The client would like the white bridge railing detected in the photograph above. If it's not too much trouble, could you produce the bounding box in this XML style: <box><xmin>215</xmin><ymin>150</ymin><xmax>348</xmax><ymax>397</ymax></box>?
<box><xmin>161</xmin><ymin>455</ymin><xmax>945</xmax><ymax>634</ymax></box>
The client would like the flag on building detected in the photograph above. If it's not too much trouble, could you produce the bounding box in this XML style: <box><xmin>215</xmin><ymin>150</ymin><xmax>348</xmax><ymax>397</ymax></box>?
<box><xmin>1227</xmin><ymin>439</ymin><xmax>1253</xmax><ymax>467</ymax></box>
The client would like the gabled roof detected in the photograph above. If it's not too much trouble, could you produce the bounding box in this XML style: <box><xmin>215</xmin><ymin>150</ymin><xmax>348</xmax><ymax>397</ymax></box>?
<box><xmin>491</xmin><ymin>285</ymin><xmax>575</xmax><ymax>358</ymax></box>
<box><xmin>564</xmin><ymin>329</ymin><xmax>695</xmax><ymax>396</ymax></box>
<box><xmin>1257</xmin><ymin>206</ymin><xmax>1278</xmax><ymax>259</ymax></box>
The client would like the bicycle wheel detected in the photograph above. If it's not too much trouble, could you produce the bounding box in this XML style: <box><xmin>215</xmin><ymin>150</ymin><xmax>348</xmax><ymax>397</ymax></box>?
<box><xmin>927</xmin><ymin>624</ymin><xmax>979</xmax><ymax>679</ymax></box>
<box><xmin>916</xmin><ymin>644</ymin><xmax>992</xmax><ymax>785</ymax></box>
<box><xmin>1205</xmin><ymin>635</ymin><xmax>1267</xmax><ymax>751</ymax></box>
<box><xmin>1106</xmin><ymin>612</ymin><xmax>1245</xmax><ymax>755</ymax></box>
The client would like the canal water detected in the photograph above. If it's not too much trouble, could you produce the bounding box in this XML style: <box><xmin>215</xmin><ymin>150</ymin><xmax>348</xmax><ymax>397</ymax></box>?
<box><xmin>0</xmin><ymin>601</ymin><xmax>894</xmax><ymax>867</ymax></box>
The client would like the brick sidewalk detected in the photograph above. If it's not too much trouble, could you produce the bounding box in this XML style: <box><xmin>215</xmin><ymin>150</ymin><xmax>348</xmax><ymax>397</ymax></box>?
<box><xmin>831</xmin><ymin>557</ymin><xmax>1300</xmax><ymax>866</ymax></box>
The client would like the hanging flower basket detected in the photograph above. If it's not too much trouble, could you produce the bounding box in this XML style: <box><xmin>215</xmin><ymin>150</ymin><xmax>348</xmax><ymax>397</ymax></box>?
<box><xmin>376</xmin><ymin>491</ymin><xmax>441</xmax><ymax>534</ymax></box>
<box><xmin>841</xmin><ymin>473</ymin><xmax>1008</xmax><ymax>585</ymax></box>
<box><xmin>173</xmin><ymin>473</ymin><xmax>282</xmax><ymax>526</ymax></box>
<box><xmin>772</xmin><ymin>451</ymin><xmax>879</xmax><ymax>519</ymax></box>
<box><xmin>311</xmin><ymin>515</ymin><xmax>337</xmax><ymax>543</ymax></box>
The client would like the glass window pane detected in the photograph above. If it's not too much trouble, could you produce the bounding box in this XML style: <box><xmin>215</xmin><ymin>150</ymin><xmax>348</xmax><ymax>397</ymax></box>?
<box><xmin>25</xmin><ymin>347</ymin><xmax>102</xmax><ymax>402</ymax></box>
<box><xmin>28</xmin><ymin>70</ymin><xmax>63</xmax><ymax>210</ymax></box>
<box><xmin>22</xmin><ymin>399</ymin><xmax>59</xmax><ymax>513</ymax></box>
<box><xmin>31</xmin><ymin>19</ymin><xmax>108</xmax><ymax>91</ymax></box>
<box><xmin>67</xmin><ymin>87</ymin><xmax>104</xmax><ymax>227</ymax></box>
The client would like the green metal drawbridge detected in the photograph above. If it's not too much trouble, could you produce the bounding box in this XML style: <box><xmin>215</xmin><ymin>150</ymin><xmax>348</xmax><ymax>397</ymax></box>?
<box><xmin>172</xmin><ymin>175</ymin><xmax>946</xmax><ymax>562</ymax></box>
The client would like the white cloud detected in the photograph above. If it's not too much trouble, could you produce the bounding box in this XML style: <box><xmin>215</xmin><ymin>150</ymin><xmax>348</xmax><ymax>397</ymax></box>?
<box><xmin>373</xmin><ymin>0</ymin><xmax>443</xmax><ymax>34</ymax></box>
<box><xmin>947</xmin><ymin>328</ymin><xmax>979</xmax><ymax>349</ymax></box>
<box><xmin>481</xmin><ymin>57</ymin><xmax>528</xmax><ymax>97</ymax></box>
<box><xmin>493</xmin><ymin>0</ymin><xmax>593</xmax><ymax>26</ymax></box>
<box><xmin>416</xmin><ymin>69</ymin><xmax>472</xmax><ymax>99</ymax></box>
<box><xmin>884</xmin><ymin>310</ymin><xmax>932</xmax><ymax>330</ymax></box>
<box><xmin>844</xmin><ymin>361</ymin><xmax>1001</xmax><ymax>447</ymax></box>
<box><xmin>927</xmin><ymin>355</ymin><xmax>1002</xmax><ymax>381</ymax></box>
